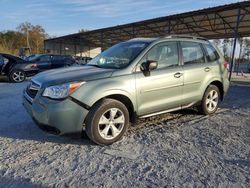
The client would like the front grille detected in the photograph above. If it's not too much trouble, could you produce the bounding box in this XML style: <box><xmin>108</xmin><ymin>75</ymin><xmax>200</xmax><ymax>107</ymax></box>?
<box><xmin>26</xmin><ymin>87</ymin><xmax>38</xmax><ymax>98</ymax></box>
<box><xmin>26</xmin><ymin>81</ymin><xmax>41</xmax><ymax>101</ymax></box>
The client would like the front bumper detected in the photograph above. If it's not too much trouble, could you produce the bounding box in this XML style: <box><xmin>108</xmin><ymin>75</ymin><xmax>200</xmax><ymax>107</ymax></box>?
<box><xmin>24</xmin><ymin>69</ymin><xmax>39</xmax><ymax>77</ymax></box>
<box><xmin>23</xmin><ymin>93</ymin><xmax>89</xmax><ymax>135</ymax></box>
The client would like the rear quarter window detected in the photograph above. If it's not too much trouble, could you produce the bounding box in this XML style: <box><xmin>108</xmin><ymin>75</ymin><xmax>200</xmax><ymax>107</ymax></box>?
<box><xmin>203</xmin><ymin>44</ymin><xmax>220</xmax><ymax>62</ymax></box>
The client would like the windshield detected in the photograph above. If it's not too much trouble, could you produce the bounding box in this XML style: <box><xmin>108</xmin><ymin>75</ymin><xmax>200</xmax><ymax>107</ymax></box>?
<box><xmin>87</xmin><ymin>41</ymin><xmax>150</xmax><ymax>69</ymax></box>
<box><xmin>26</xmin><ymin>54</ymin><xmax>40</xmax><ymax>61</ymax></box>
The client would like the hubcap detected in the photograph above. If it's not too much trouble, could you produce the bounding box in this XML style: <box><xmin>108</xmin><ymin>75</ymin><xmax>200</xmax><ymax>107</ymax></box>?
<box><xmin>206</xmin><ymin>90</ymin><xmax>219</xmax><ymax>112</ymax></box>
<box><xmin>12</xmin><ymin>71</ymin><xmax>25</xmax><ymax>82</ymax></box>
<box><xmin>98</xmin><ymin>108</ymin><xmax>125</xmax><ymax>140</ymax></box>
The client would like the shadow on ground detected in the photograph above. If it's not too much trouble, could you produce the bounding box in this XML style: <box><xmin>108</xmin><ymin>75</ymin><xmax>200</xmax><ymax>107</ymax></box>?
<box><xmin>0</xmin><ymin>176</ymin><xmax>46</xmax><ymax>188</ymax></box>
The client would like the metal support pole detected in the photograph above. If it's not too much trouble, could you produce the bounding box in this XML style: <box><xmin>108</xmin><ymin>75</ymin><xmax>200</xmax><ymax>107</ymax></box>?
<box><xmin>74</xmin><ymin>44</ymin><xmax>77</xmax><ymax>56</ymax></box>
<box><xmin>88</xmin><ymin>45</ymin><xmax>90</xmax><ymax>57</ymax></box>
<box><xmin>101</xmin><ymin>32</ymin><xmax>103</xmax><ymax>52</ymax></box>
<box><xmin>79</xmin><ymin>38</ymin><xmax>82</xmax><ymax>57</ymax></box>
<box><xmin>132</xmin><ymin>24</ymin><xmax>135</xmax><ymax>38</ymax></box>
<box><xmin>229</xmin><ymin>8</ymin><xmax>241</xmax><ymax>81</ymax></box>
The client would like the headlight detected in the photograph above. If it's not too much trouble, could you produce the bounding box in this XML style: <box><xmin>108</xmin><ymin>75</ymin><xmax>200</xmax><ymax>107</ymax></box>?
<box><xmin>43</xmin><ymin>81</ymin><xmax>85</xmax><ymax>99</ymax></box>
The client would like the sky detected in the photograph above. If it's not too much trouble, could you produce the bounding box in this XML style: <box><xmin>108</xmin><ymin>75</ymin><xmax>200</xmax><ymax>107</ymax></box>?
<box><xmin>0</xmin><ymin>0</ymin><xmax>245</xmax><ymax>37</ymax></box>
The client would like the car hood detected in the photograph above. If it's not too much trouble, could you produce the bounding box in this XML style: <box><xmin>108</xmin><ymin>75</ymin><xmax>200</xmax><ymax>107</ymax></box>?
<box><xmin>32</xmin><ymin>65</ymin><xmax>114</xmax><ymax>87</ymax></box>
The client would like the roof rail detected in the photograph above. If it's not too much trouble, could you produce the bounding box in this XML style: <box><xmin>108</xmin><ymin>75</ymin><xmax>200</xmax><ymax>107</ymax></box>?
<box><xmin>128</xmin><ymin>37</ymin><xmax>158</xmax><ymax>41</ymax></box>
<box><xmin>164</xmin><ymin>35</ymin><xmax>207</xmax><ymax>41</ymax></box>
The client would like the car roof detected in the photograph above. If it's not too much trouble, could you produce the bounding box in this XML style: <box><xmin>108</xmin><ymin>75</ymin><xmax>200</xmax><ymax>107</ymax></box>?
<box><xmin>128</xmin><ymin>38</ymin><xmax>158</xmax><ymax>43</ymax></box>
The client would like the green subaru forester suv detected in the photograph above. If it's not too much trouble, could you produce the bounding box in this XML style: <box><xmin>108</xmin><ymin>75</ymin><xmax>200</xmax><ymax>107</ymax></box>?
<box><xmin>23</xmin><ymin>35</ymin><xmax>230</xmax><ymax>145</ymax></box>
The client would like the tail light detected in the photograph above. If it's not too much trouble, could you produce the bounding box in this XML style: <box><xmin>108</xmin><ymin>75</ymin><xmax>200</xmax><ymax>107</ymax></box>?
<box><xmin>31</xmin><ymin>64</ymin><xmax>37</xmax><ymax>69</ymax></box>
<box><xmin>224</xmin><ymin>61</ymin><xmax>229</xmax><ymax>70</ymax></box>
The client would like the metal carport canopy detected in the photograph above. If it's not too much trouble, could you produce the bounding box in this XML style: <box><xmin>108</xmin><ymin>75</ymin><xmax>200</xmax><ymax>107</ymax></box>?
<box><xmin>45</xmin><ymin>1</ymin><xmax>250</xmax><ymax>49</ymax></box>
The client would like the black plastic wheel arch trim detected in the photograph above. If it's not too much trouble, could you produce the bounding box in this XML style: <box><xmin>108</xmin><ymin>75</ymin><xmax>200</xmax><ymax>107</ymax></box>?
<box><xmin>68</xmin><ymin>96</ymin><xmax>90</xmax><ymax>110</ymax></box>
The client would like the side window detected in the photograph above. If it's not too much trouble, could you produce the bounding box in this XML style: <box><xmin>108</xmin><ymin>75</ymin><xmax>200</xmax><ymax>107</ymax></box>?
<box><xmin>1</xmin><ymin>56</ymin><xmax>9</xmax><ymax>65</ymax></box>
<box><xmin>204</xmin><ymin>44</ymin><xmax>219</xmax><ymax>62</ymax></box>
<box><xmin>140</xmin><ymin>41</ymin><xmax>179</xmax><ymax>69</ymax></box>
<box><xmin>52</xmin><ymin>56</ymin><xmax>63</xmax><ymax>61</ymax></box>
<box><xmin>181</xmin><ymin>42</ymin><xmax>205</xmax><ymax>64</ymax></box>
<box><xmin>40</xmin><ymin>55</ymin><xmax>51</xmax><ymax>62</ymax></box>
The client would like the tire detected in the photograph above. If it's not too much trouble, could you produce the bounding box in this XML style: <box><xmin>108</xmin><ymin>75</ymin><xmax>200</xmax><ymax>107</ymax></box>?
<box><xmin>85</xmin><ymin>99</ymin><xmax>129</xmax><ymax>145</ymax></box>
<box><xmin>198</xmin><ymin>85</ymin><xmax>220</xmax><ymax>115</ymax></box>
<box><xmin>9</xmin><ymin>69</ymin><xmax>26</xmax><ymax>83</ymax></box>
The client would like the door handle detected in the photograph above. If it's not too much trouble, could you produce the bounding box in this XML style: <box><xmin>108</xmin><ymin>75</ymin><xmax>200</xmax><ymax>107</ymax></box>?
<box><xmin>174</xmin><ymin>72</ymin><xmax>183</xmax><ymax>78</ymax></box>
<box><xmin>204</xmin><ymin>67</ymin><xmax>211</xmax><ymax>72</ymax></box>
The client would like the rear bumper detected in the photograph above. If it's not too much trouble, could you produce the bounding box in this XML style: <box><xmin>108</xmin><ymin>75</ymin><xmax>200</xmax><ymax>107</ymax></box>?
<box><xmin>23</xmin><ymin>94</ymin><xmax>89</xmax><ymax>135</ymax></box>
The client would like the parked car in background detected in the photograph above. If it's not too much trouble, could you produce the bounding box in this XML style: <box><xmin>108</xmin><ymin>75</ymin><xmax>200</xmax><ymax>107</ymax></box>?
<box><xmin>23</xmin><ymin>35</ymin><xmax>230</xmax><ymax>145</ymax></box>
<box><xmin>0</xmin><ymin>53</ymin><xmax>38</xmax><ymax>82</ymax></box>
<box><xmin>74</xmin><ymin>56</ymin><xmax>92</xmax><ymax>65</ymax></box>
<box><xmin>27</xmin><ymin>54</ymin><xmax>76</xmax><ymax>71</ymax></box>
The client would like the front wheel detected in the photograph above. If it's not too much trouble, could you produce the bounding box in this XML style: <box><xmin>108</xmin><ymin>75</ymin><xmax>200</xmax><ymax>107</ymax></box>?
<box><xmin>85</xmin><ymin>99</ymin><xmax>129</xmax><ymax>145</ymax></box>
<box><xmin>9</xmin><ymin>70</ymin><xmax>26</xmax><ymax>83</ymax></box>
<box><xmin>198</xmin><ymin>85</ymin><xmax>220</xmax><ymax>115</ymax></box>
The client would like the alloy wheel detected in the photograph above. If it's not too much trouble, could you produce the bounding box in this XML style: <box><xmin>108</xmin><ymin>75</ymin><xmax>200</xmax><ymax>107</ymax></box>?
<box><xmin>12</xmin><ymin>71</ymin><xmax>25</xmax><ymax>82</ymax></box>
<box><xmin>206</xmin><ymin>90</ymin><xmax>219</xmax><ymax>112</ymax></box>
<box><xmin>98</xmin><ymin>108</ymin><xmax>125</xmax><ymax>140</ymax></box>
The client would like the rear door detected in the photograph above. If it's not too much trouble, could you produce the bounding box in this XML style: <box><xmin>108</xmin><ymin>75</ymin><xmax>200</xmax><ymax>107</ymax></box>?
<box><xmin>180</xmin><ymin>41</ymin><xmax>211</xmax><ymax>106</ymax></box>
<box><xmin>135</xmin><ymin>41</ymin><xmax>184</xmax><ymax>116</ymax></box>
<box><xmin>37</xmin><ymin>55</ymin><xmax>51</xmax><ymax>70</ymax></box>
<box><xmin>51</xmin><ymin>55</ymin><xmax>65</xmax><ymax>68</ymax></box>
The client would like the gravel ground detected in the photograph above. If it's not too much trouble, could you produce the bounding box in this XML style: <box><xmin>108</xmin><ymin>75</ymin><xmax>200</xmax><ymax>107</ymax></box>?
<box><xmin>0</xmin><ymin>79</ymin><xmax>249</xmax><ymax>188</ymax></box>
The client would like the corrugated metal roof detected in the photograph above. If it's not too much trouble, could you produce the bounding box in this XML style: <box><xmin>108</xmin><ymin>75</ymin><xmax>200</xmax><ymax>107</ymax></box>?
<box><xmin>45</xmin><ymin>1</ymin><xmax>250</xmax><ymax>49</ymax></box>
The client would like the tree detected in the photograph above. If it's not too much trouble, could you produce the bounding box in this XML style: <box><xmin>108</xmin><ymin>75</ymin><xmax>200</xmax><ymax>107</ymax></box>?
<box><xmin>0</xmin><ymin>22</ymin><xmax>49</xmax><ymax>55</ymax></box>
<box><xmin>0</xmin><ymin>30</ymin><xmax>25</xmax><ymax>54</ymax></box>
<box><xmin>17</xmin><ymin>22</ymin><xmax>48</xmax><ymax>54</ymax></box>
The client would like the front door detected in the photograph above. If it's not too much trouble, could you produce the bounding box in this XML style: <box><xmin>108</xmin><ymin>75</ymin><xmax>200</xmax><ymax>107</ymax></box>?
<box><xmin>135</xmin><ymin>41</ymin><xmax>183</xmax><ymax>116</ymax></box>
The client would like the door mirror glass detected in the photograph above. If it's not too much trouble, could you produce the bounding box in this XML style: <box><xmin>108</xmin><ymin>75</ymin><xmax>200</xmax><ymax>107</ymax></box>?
<box><xmin>148</xmin><ymin>60</ymin><xmax>158</xmax><ymax>71</ymax></box>
<box><xmin>140</xmin><ymin>60</ymin><xmax>158</xmax><ymax>76</ymax></box>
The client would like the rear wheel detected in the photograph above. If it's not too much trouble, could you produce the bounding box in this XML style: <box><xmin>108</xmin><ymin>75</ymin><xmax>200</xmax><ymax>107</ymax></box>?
<box><xmin>9</xmin><ymin>70</ymin><xmax>26</xmax><ymax>83</ymax></box>
<box><xmin>85</xmin><ymin>99</ymin><xmax>129</xmax><ymax>145</ymax></box>
<box><xmin>198</xmin><ymin>85</ymin><xmax>220</xmax><ymax>115</ymax></box>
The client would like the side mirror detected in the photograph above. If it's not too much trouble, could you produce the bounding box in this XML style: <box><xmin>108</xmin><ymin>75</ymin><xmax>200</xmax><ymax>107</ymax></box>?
<box><xmin>140</xmin><ymin>60</ymin><xmax>158</xmax><ymax>76</ymax></box>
